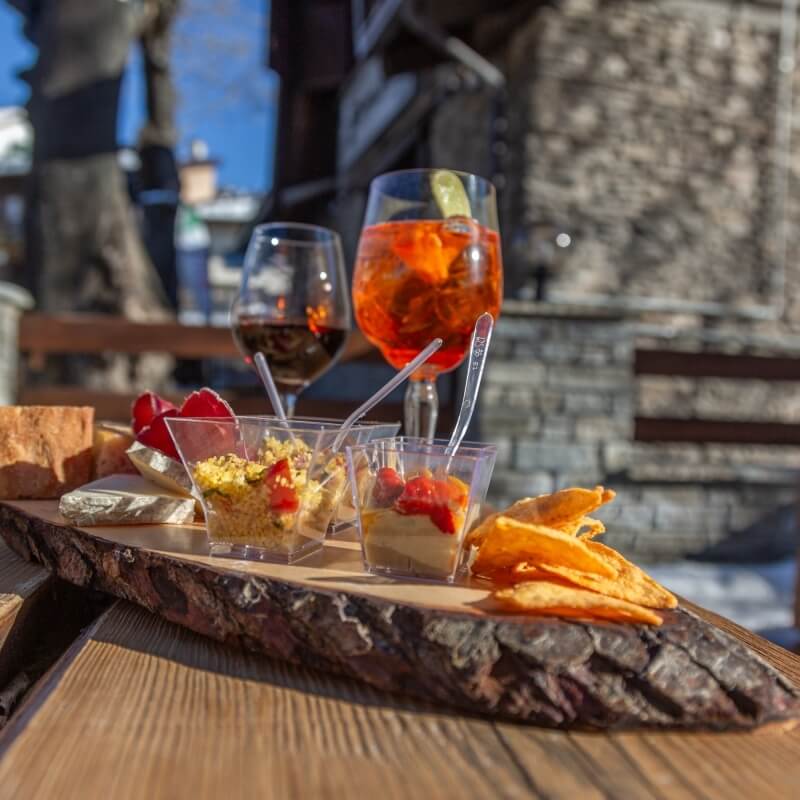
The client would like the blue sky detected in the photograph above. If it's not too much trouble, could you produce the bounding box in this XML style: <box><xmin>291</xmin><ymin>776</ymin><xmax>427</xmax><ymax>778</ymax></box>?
<box><xmin>0</xmin><ymin>0</ymin><xmax>277</xmax><ymax>192</ymax></box>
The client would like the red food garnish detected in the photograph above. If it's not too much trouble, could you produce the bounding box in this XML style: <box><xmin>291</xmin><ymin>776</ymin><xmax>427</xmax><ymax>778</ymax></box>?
<box><xmin>179</xmin><ymin>388</ymin><xmax>235</xmax><ymax>420</ymax></box>
<box><xmin>427</xmin><ymin>504</ymin><xmax>458</xmax><ymax>535</ymax></box>
<box><xmin>373</xmin><ymin>467</ymin><xmax>405</xmax><ymax>506</ymax></box>
<box><xmin>131</xmin><ymin>392</ymin><xmax>177</xmax><ymax>435</ymax></box>
<box><xmin>136</xmin><ymin>409</ymin><xmax>181</xmax><ymax>461</ymax></box>
<box><xmin>394</xmin><ymin>476</ymin><xmax>459</xmax><ymax>534</ymax></box>
<box><xmin>132</xmin><ymin>387</ymin><xmax>236</xmax><ymax>461</ymax></box>
<box><xmin>264</xmin><ymin>458</ymin><xmax>299</xmax><ymax>513</ymax></box>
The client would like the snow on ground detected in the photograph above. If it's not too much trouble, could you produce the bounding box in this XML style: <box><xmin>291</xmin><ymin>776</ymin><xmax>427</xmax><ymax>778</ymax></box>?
<box><xmin>646</xmin><ymin>559</ymin><xmax>800</xmax><ymax>650</ymax></box>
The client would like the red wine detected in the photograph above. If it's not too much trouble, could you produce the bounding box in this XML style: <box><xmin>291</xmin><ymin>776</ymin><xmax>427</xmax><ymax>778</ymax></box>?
<box><xmin>233</xmin><ymin>317</ymin><xmax>348</xmax><ymax>389</ymax></box>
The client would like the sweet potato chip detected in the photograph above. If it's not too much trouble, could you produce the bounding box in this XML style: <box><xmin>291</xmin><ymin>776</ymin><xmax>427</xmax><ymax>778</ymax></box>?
<box><xmin>493</xmin><ymin>581</ymin><xmax>663</xmax><ymax>626</ymax></box>
<box><xmin>480</xmin><ymin>563</ymin><xmax>551</xmax><ymax>587</ymax></box>
<box><xmin>556</xmin><ymin>518</ymin><xmax>584</xmax><ymax>536</ymax></box>
<box><xmin>467</xmin><ymin>486</ymin><xmax>615</xmax><ymax>548</ymax></box>
<box><xmin>584</xmin><ymin>540</ymin><xmax>678</xmax><ymax>609</ymax></box>
<box><xmin>568</xmin><ymin>517</ymin><xmax>605</xmax><ymax>538</ymax></box>
<box><xmin>511</xmin><ymin>556</ymin><xmax>676</xmax><ymax>610</ymax></box>
<box><xmin>472</xmin><ymin>516</ymin><xmax>617</xmax><ymax>580</ymax></box>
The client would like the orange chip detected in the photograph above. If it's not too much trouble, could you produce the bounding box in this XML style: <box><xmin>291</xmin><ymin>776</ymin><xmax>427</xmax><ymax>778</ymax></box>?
<box><xmin>511</xmin><ymin>556</ymin><xmax>676</xmax><ymax>610</ymax></box>
<box><xmin>467</xmin><ymin>486</ymin><xmax>615</xmax><ymax>548</ymax></box>
<box><xmin>559</xmin><ymin>516</ymin><xmax>606</xmax><ymax>538</ymax></box>
<box><xmin>576</xmin><ymin>517</ymin><xmax>605</xmax><ymax>539</ymax></box>
<box><xmin>584</xmin><ymin>539</ymin><xmax>678</xmax><ymax>609</ymax></box>
<box><xmin>493</xmin><ymin>581</ymin><xmax>663</xmax><ymax>626</ymax></box>
<box><xmin>472</xmin><ymin>516</ymin><xmax>617</xmax><ymax>580</ymax></box>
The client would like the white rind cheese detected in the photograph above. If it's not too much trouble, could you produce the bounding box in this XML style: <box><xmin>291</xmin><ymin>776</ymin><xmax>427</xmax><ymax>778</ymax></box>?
<box><xmin>59</xmin><ymin>475</ymin><xmax>196</xmax><ymax>526</ymax></box>
<box><xmin>126</xmin><ymin>441</ymin><xmax>193</xmax><ymax>496</ymax></box>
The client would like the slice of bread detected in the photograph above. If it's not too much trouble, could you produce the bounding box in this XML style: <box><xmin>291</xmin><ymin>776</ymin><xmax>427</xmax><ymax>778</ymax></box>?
<box><xmin>0</xmin><ymin>406</ymin><xmax>94</xmax><ymax>499</ymax></box>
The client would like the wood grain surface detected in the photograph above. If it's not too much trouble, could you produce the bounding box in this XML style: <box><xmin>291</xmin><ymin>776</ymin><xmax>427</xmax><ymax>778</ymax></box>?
<box><xmin>1</xmin><ymin>501</ymin><xmax>799</xmax><ymax>731</ymax></box>
<box><xmin>0</xmin><ymin>540</ymin><xmax>50</xmax><ymax>655</ymax></box>
<box><xmin>0</xmin><ymin>600</ymin><xmax>798</xmax><ymax>800</ymax></box>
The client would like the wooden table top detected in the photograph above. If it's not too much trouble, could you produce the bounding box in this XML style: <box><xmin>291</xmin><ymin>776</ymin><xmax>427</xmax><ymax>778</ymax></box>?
<box><xmin>0</xmin><ymin>596</ymin><xmax>797</xmax><ymax>799</ymax></box>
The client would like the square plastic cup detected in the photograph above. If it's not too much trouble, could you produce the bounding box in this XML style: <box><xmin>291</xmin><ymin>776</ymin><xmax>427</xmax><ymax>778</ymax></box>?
<box><xmin>239</xmin><ymin>416</ymin><xmax>401</xmax><ymax>534</ymax></box>
<box><xmin>346</xmin><ymin>437</ymin><xmax>497</xmax><ymax>583</ymax></box>
<box><xmin>328</xmin><ymin>422</ymin><xmax>402</xmax><ymax>532</ymax></box>
<box><xmin>166</xmin><ymin>416</ymin><xmax>367</xmax><ymax>563</ymax></box>
<box><xmin>345</xmin><ymin>436</ymin><xmax>495</xmax><ymax>532</ymax></box>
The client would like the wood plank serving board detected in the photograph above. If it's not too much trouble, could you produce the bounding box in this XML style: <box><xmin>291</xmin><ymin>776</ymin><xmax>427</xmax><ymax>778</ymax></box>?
<box><xmin>1</xmin><ymin>500</ymin><xmax>799</xmax><ymax>731</ymax></box>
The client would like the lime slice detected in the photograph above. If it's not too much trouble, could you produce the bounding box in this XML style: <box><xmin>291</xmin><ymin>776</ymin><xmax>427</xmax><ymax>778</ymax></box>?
<box><xmin>431</xmin><ymin>170</ymin><xmax>472</xmax><ymax>219</ymax></box>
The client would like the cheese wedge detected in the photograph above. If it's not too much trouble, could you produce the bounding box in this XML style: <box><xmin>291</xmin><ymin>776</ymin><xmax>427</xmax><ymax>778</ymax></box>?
<box><xmin>59</xmin><ymin>474</ymin><xmax>195</xmax><ymax>526</ymax></box>
<box><xmin>93</xmin><ymin>423</ymin><xmax>137</xmax><ymax>479</ymax></box>
<box><xmin>126</xmin><ymin>441</ymin><xmax>193</xmax><ymax>497</ymax></box>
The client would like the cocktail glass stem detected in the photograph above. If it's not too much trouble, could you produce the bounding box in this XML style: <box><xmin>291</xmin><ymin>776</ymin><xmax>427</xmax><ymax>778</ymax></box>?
<box><xmin>280</xmin><ymin>391</ymin><xmax>298</xmax><ymax>419</ymax></box>
<box><xmin>404</xmin><ymin>378</ymin><xmax>438</xmax><ymax>441</ymax></box>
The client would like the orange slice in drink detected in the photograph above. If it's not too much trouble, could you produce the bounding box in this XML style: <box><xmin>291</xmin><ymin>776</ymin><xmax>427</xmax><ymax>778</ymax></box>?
<box><xmin>392</xmin><ymin>226</ymin><xmax>457</xmax><ymax>284</ymax></box>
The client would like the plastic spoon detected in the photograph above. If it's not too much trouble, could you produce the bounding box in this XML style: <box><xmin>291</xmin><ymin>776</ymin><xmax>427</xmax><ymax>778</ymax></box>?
<box><xmin>445</xmin><ymin>312</ymin><xmax>494</xmax><ymax>458</ymax></box>
<box><xmin>253</xmin><ymin>352</ymin><xmax>295</xmax><ymax>439</ymax></box>
<box><xmin>332</xmin><ymin>337</ymin><xmax>443</xmax><ymax>452</ymax></box>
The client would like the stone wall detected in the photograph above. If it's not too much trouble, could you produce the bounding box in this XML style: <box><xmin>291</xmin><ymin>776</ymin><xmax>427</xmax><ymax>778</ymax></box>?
<box><xmin>503</xmin><ymin>0</ymin><xmax>790</xmax><ymax>313</ymax></box>
<box><xmin>428</xmin><ymin>0</ymin><xmax>800</xmax><ymax>560</ymax></box>
<box><xmin>481</xmin><ymin>308</ymin><xmax>800</xmax><ymax>562</ymax></box>
<box><xmin>480</xmin><ymin>308</ymin><xmax>632</xmax><ymax>505</ymax></box>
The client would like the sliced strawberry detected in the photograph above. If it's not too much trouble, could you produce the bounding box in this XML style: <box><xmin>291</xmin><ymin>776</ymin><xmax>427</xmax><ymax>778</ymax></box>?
<box><xmin>179</xmin><ymin>388</ymin><xmax>235</xmax><ymax>419</ymax></box>
<box><xmin>394</xmin><ymin>476</ymin><xmax>439</xmax><ymax>515</ymax></box>
<box><xmin>428</xmin><ymin>504</ymin><xmax>458</xmax><ymax>535</ymax></box>
<box><xmin>131</xmin><ymin>391</ymin><xmax>177</xmax><ymax>435</ymax></box>
<box><xmin>136</xmin><ymin>409</ymin><xmax>181</xmax><ymax>460</ymax></box>
<box><xmin>372</xmin><ymin>467</ymin><xmax>405</xmax><ymax>507</ymax></box>
<box><xmin>264</xmin><ymin>458</ymin><xmax>299</xmax><ymax>513</ymax></box>
<box><xmin>394</xmin><ymin>475</ymin><xmax>459</xmax><ymax>534</ymax></box>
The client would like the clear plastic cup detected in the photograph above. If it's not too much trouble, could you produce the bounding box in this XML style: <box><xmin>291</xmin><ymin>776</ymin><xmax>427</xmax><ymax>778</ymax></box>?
<box><xmin>166</xmin><ymin>416</ymin><xmax>366</xmax><ymax>563</ymax></box>
<box><xmin>226</xmin><ymin>416</ymin><xmax>400</xmax><ymax>534</ymax></box>
<box><xmin>346</xmin><ymin>437</ymin><xmax>496</xmax><ymax>583</ymax></box>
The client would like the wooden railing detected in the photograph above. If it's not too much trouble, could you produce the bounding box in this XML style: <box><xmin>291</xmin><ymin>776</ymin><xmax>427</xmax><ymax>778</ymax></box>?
<box><xmin>18</xmin><ymin>313</ymin><xmax>800</xmax><ymax>442</ymax></box>
<box><xmin>634</xmin><ymin>349</ymin><xmax>800</xmax><ymax>445</ymax></box>
<box><xmin>16</xmin><ymin>313</ymin><xmax>395</xmax><ymax>423</ymax></box>
<box><xmin>15</xmin><ymin>313</ymin><xmax>462</xmax><ymax>429</ymax></box>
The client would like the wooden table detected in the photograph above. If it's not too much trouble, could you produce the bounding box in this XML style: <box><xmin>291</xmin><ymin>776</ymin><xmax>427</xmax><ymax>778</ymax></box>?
<box><xmin>0</xmin><ymin>593</ymin><xmax>797</xmax><ymax>799</ymax></box>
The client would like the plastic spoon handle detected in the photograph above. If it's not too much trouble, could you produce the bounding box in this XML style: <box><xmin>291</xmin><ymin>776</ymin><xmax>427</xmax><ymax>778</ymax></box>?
<box><xmin>446</xmin><ymin>312</ymin><xmax>494</xmax><ymax>457</ymax></box>
<box><xmin>254</xmin><ymin>352</ymin><xmax>286</xmax><ymax>421</ymax></box>
<box><xmin>253</xmin><ymin>352</ymin><xmax>296</xmax><ymax>441</ymax></box>
<box><xmin>332</xmin><ymin>337</ymin><xmax>443</xmax><ymax>452</ymax></box>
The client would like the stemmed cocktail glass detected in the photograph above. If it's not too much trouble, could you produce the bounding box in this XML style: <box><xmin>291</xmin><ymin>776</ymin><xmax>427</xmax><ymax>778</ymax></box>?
<box><xmin>352</xmin><ymin>169</ymin><xmax>502</xmax><ymax>439</ymax></box>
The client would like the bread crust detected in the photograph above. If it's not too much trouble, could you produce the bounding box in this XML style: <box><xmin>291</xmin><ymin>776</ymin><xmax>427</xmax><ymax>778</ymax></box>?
<box><xmin>0</xmin><ymin>406</ymin><xmax>94</xmax><ymax>499</ymax></box>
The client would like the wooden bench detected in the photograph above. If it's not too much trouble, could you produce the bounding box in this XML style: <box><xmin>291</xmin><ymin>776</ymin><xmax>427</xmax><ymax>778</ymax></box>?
<box><xmin>635</xmin><ymin>348</ymin><xmax>800</xmax><ymax>445</ymax></box>
<box><xmin>634</xmin><ymin>347</ymin><xmax>800</xmax><ymax>633</ymax></box>
<box><xmin>0</xmin><ymin>597</ymin><xmax>797</xmax><ymax>798</ymax></box>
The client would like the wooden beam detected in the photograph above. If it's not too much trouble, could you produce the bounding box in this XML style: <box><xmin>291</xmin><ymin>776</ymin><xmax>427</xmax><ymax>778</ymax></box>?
<box><xmin>635</xmin><ymin>416</ymin><xmax>800</xmax><ymax>445</ymax></box>
<box><xmin>19</xmin><ymin>314</ymin><xmax>240</xmax><ymax>359</ymax></box>
<box><xmin>635</xmin><ymin>349</ymin><xmax>800</xmax><ymax>381</ymax></box>
<box><xmin>18</xmin><ymin>313</ymin><xmax>377</xmax><ymax>362</ymax></box>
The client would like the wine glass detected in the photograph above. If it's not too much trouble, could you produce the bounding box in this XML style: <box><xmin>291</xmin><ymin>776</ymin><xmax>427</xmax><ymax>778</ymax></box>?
<box><xmin>231</xmin><ymin>222</ymin><xmax>351</xmax><ymax>418</ymax></box>
<box><xmin>352</xmin><ymin>169</ymin><xmax>502</xmax><ymax>439</ymax></box>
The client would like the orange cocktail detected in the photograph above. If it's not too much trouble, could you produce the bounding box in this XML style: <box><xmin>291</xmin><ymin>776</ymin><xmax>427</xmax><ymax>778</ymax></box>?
<box><xmin>353</xmin><ymin>217</ymin><xmax>502</xmax><ymax>378</ymax></box>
